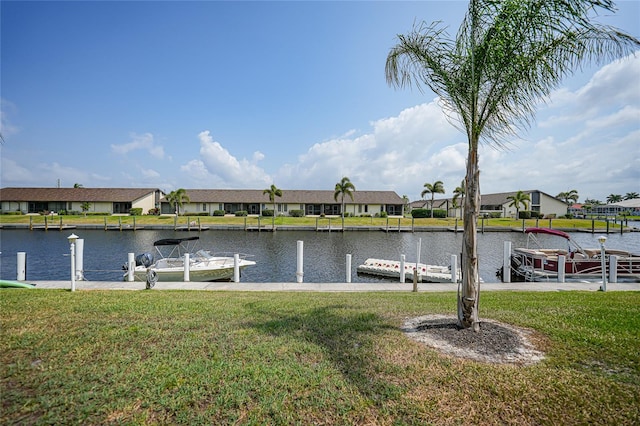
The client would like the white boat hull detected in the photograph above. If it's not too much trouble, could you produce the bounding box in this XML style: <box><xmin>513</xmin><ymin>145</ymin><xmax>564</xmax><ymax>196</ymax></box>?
<box><xmin>357</xmin><ymin>258</ymin><xmax>461</xmax><ymax>283</ymax></box>
<box><xmin>131</xmin><ymin>258</ymin><xmax>256</xmax><ymax>282</ymax></box>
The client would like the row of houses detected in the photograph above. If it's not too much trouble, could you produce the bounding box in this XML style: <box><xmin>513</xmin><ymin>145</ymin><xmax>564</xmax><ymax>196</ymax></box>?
<box><xmin>410</xmin><ymin>190</ymin><xmax>571</xmax><ymax>219</ymax></box>
<box><xmin>0</xmin><ymin>187</ymin><xmax>405</xmax><ymax>217</ymax></box>
<box><xmin>2</xmin><ymin>187</ymin><xmax>635</xmax><ymax>218</ymax></box>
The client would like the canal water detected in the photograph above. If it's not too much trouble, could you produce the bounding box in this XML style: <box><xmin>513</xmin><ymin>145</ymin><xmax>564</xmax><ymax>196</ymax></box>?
<box><xmin>1</xmin><ymin>229</ymin><xmax>638</xmax><ymax>283</ymax></box>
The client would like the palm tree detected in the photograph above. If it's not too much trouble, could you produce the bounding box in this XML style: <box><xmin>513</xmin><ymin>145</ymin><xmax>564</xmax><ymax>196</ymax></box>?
<box><xmin>506</xmin><ymin>191</ymin><xmax>531</xmax><ymax>219</ymax></box>
<box><xmin>166</xmin><ymin>188</ymin><xmax>190</xmax><ymax>215</ymax></box>
<box><xmin>624</xmin><ymin>192</ymin><xmax>639</xmax><ymax>200</ymax></box>
<box><xmin>421</xmin><ymin>180</ymin><xmax>445</xmax><ymax>218</ymax></box>
<box><xmin>556</xmin><ymin>190</ymin><xmax>579</xmax><ymax>205</ymax></box>
<box><xmin>334</xmin><ymin>177</ymin><xmax>356</xmax><ymax>228</ymax></box>
<box><xmin>81</xmin><ymin>202</ymin><xmax>91</xmax><ymax>217</ymax></box>
<box><xmin>73</xmin><ymin>183</ymin><xmax>84</xmax><ymax>188</ymax></box>
<box><xmin>386</xmin><ymin>0</ymin><xmax>638</xmax><ymax>330</ymax></box>
<box><xmin>263</xmin><ymin>184</ymin><xmax>282</xmax><ymax>228</ymax></box>
<box><xmin>402</xmin><ymin>195</ymin><xmax>410</xmax><ymax>216</ymax></box>
<box><xmin>452</xmin><ymin>180</ymin><xmax>465</xmax><ymax>219</ymax></box>
<box><xmin>606</xmin><ymin>194</ymin><xmax>623</xmax><ymax>204</ymax></box>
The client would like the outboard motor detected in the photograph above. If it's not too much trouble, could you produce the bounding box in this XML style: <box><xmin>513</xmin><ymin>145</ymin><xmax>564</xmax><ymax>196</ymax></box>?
<box><xmin>135</xmin><ymin>252</ymin><xmax>154</xmax><ymax>268</ymax></box>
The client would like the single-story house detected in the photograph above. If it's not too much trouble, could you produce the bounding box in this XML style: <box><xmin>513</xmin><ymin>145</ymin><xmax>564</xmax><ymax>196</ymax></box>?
<box><xmin>571</xmin><ymin>199</ymin><xmax>640</xmax><ymax>217</ymax></box>
<box><xmin>411</xmin><ymin>190</ymin><xmax>569</xmax><ymax>218</ymax></box>
<box><xmin>160</xmin><ymin>189</ymin><xmax>405</xmax><ymax>217</ymax></box>
<box><xmin>0</xmin><ymin>187</ymin><xmax>164</xmax><ymax>215</ymax></box>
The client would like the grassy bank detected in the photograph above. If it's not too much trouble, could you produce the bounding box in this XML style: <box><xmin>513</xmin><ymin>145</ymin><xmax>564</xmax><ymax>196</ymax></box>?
<box><xmin>1</xmin><ymin>213</ymin><xmax>637</xmax><ymax>232</ymax></box>
<box><xmin>2</xmin><ymin>290</ymin><xmax>639</xmax><ymax>425</ymax></box>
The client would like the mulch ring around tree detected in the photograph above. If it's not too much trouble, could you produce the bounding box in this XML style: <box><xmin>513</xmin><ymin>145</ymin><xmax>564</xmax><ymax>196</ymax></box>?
<box><xmin>401</xmin><ymin>314</ymin><xmax>546</xmax><ymax>366</ymax></box>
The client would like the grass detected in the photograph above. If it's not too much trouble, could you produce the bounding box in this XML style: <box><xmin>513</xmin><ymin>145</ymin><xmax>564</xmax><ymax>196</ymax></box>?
<box><xmin>1</xmin><ymin>213</ymin><xmax>636</xmax><ymax>232</ymax></box>
<box><xmin>2</xmin><ymin>290</ymin><xmax>639</xmax><ymax>425</ymax></box>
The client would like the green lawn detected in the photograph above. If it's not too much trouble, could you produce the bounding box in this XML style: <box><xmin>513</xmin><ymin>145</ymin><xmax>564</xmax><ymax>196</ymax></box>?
<box><xmin>1</xmin><ymin>213</ymin><xmax>636</xmax><ymax>232</ymax></box>
<box><xmin>2</xmin><ymin>290</ymin><xmax>639</xmax><ymax>425</ymax></box>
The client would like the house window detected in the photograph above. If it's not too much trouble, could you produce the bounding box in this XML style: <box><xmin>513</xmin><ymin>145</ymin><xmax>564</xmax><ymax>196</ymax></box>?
<box><xmin>202</xmin><ymin>203</ymin><xmax>206</xmax><ymax>212</ymax></box>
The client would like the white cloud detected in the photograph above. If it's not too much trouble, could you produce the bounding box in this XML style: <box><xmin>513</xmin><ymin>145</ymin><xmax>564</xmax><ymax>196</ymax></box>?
<box><xmin>180</xmin><ymin>131</ymin><xmax>271</xmax><ymax>188</ymax></box>
<box><xmin>111</xmin><ymin>132</ymin><xmax>165</xmax><ymax>159</ymax></box>
<box><xmin>274</xmin><ymin>101</ymin><xmax>464</xmax><ymax>199</ymax></box>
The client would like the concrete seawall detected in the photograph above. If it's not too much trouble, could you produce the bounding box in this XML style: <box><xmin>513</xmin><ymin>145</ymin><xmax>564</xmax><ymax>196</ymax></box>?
<box><xmin>22</xmin><ymin>281</ymin><xmax>640</xmax><ymax>292</ymax></box>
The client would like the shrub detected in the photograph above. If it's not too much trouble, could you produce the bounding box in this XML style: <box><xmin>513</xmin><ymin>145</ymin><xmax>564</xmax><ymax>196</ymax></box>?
<box><xmin>213</xmin><ymin>210</ymin><xmax>225</xmax><ymax>216</ymax></box>
<box><xmin>262</xmin><ymin>209</ymin><xmax>274</xmax><ymax>217</ymax></box>
<box><xmin>411</xmin><ymin>208</ymin><xmax>429</xmax><ymax>218</ymax></box>
<box><xmin>518</xmin><ymin>211</ymin><xmax>532</xmax><ymax>219</ymax></box>
<box><xmin>488</xmin><ymin>212</ymin><xmax>502</xmax><ymax>218</ymax></box>
<box><xmin>1</xmin><ymin>211</ymin><xmax>23</xmax><ymax>215</ymax></box>
<box><xmin>129</xmin><ymin>208</ymin><xmax>143</xmax><ymax>216</ymax></box>
<box><xmin>148</xmin><ymin>208</ymin><xmax>159</xmax><ymax>215</ymax></box>
<box><xmin>289</xmin><ymin>210</ymin><xmax>304</xmax><ymax>217</ymax></box>
<box><xmin>411</xmin><ymin>208</ymin><xmax>447</xmax><ymax>218</ymax></box>
<box><xmin>234</xmin><ymin>210</ymin><xmax>248</xmax><ymax>217</ymax></box>
<box><xmin>433</xmin><ymin>209</ymin><xmax>447</xmax><ymax>218</ymax></box>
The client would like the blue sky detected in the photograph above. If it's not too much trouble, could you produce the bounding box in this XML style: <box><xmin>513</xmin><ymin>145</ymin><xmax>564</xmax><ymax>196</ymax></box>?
<box><xmin>1</xmin><ymin>1</ymin><xmax>639</xmax><ymax>203</ymax></box>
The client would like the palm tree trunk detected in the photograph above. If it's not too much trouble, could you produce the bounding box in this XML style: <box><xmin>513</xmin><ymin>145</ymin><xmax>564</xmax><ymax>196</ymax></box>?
<box><xmin>459</xmin><ymin>140</ymin><xmax>480</xmax><ymax>331</ymax></box>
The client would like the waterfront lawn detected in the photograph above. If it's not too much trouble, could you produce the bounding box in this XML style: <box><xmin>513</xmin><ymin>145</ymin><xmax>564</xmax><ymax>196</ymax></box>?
<box><xmin>2</xmin><ymin>290</ymin><xmax>639</xmax><ymax>425</ymax></box>
<box><xmin>0</xmin><ymin>213</ymin><xmax>632</xmax><ymax>232</ymax></box>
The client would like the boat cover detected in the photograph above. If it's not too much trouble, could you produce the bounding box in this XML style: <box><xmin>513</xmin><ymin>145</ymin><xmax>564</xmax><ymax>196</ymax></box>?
<box><xmin>153</xmin><ymin>236</ymin><xmax>200</xmax><ymax>246</ymax></box>
<box><xmin>524</xmin><ymin>227</ymin><xmax>570</xmax><ymax>240</ymax></box>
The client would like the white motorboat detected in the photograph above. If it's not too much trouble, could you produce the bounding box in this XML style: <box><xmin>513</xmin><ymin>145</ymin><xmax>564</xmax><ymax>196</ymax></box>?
<box><xmin>123</xmin><ymin>236</ymin><xmax>256</xmax><ymax>282</ymax></box>
<box><xmin>357</xmin><ymin>258</ymin><xmax>461</xmax><ymax>283</ymax></box>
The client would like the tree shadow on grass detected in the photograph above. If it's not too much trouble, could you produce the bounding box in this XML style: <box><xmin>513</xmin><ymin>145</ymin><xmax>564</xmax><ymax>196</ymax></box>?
<box><xmin>244</xmin><ymin>303</ymin><xmax>402</xmax><ymax>406</ymax></box>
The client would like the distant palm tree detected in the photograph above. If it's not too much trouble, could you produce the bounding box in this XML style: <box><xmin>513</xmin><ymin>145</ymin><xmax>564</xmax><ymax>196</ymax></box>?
<box><xmin>401</xmin><ymin>195</ymin><xmax>410</xmax><ymax>216</ymax></box>
<box><xmin>606</xmin><ymin>194</ymin><xmax>623</xmax><ymax>204</ymax></box>
<box><xmin>81</xmin><ymin>202</ymin><xmax>91</xmax><ymax>217</ymax></box>
<box><xmin>506</xmin><ymin>191</ymin><xmax>531</xmax><ymax>219</ymax></box>
<box><xmin>624</xmin><ymin>192</ymin><xmax>639</xmax><ymax>200</ymax></box>
<box><xmin>263</xmin><ymin>184</ymin><xmax>282</xmax><ymax>228</ymax></box>
<box><xmin>556</xmin><ymin>189</ymin><xmax>579</xmax><ymax>205</ymax></box>
<box><xmin>166</xmin><ymin>188</ymin><xmax>190</xmax><ymax>215</ymax></box>
<box><xmin>334</xmin><ymin>177</ymin><xmax>356</xmax><ymax>228</ymax></box>
<box><xmin>452</xmin><ymin>180</ymin><xmax>465</xmax><ymax>219</ymax></box>
<box><xmin>421</xmin><ymin>180</ymin><xmax>445</xmax><ymax>218</ymax></box>
<box><xmin>73</xmin><ymin>183</ymin><xmax>84</xmax><ymax>188</ymax></box>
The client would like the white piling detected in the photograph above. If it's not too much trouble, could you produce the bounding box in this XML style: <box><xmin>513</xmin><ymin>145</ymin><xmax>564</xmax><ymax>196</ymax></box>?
<box><xmin>557</xmin><ymin>255</ymin><xmax>566</xmax><ymax>283</ymax></box>
<box><xmin>233</xmin><ymin>254</ymin><xmax>240</xmax><ymax>283</ymax></box>
<box><xmin>346</xmin><ymin>254</ymin><xmax>352</xmax><ymax>283</ymax></box>
<box><xmin>296</xmin><ymin>240</ymin><xmax>304</xmax><ymax>283</ymax></box>
<box><xmin>183</xmin><ymin>253</ymin><xmax>190</xmax><ymax>282</ymax></box>
<box><xmin>609</xmin><ymin>255</ymin><xmax>618</xmax><ymax>284</ymax></box>
<box><xmin>70</xmin><ymin>241</ymin><xmax>76</xmax><ymax>292</ymax></box>
<box><xmin>450</xmin><ymin>254</ymin><xmax>458</xmax><ymax>283</ymax></box>
<box><xmin>127</xmin><ymin>253</ymin><xmax>135</xmax><ymax>282</ymax></box>
<box><xmin>76</xmin><ymin>239</ymin><xmax>84</xmax><ymax>281</ymax></box>
<box><xmin>17</xmin><ymin>252</ymin><xmax>26</xmax><ymax>281</ymax></box>
<box><xmin>416</xmin><ymin>238</ymin><xmax>422</xmax><ymax>282</ymax></box>
<box><xmin>502</xmin><ymin>241</ymin><xmax>511</xmax><ymax>283</ymax></box>
<box><xmin>400</xmin><ymin>254</ymin><xmax>406</xmax><ymax>283</ymax></box>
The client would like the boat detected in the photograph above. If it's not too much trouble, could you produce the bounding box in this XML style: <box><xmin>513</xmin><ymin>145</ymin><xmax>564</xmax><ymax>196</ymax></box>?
<box><xmin>357</xmin><ymin>258</ymin><xmax>461</xmax><ymax>283</ymax></box>
<box><xmin>498</xmin><ymin>228</ymin><xmax>640</xmax><ymax>282</ymax></box>
<box><xmin>122</xmin><ymin>236</ymin><xmax>256</xmax><ymax>282</ymax></box>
